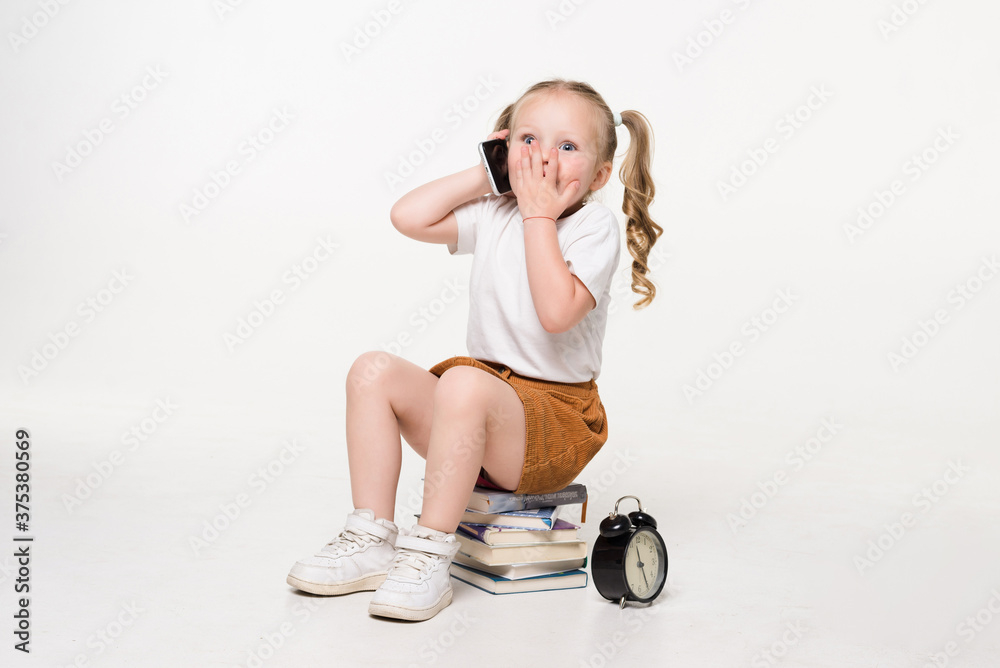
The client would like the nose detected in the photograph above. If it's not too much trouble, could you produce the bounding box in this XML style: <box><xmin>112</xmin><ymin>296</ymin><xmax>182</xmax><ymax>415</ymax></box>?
<box><xmin>529</xmin><ymin>142</ymin><xmax>551</xmax><ymax>159</ymax></box>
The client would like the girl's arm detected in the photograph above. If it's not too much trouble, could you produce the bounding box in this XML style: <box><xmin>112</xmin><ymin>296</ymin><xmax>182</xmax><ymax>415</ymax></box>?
<box><xmin>514</xmin><ymin>143</ymin><xmax>599</xmax><ymax>334</ymax></box>
<box><xmin>523</xmin><ymin>221</ymin><xmax>597</xmax><ymax>334</ymax></box>
<box><xmin>391</xmin><ymin>130</ymin><xmax>509</xmax><ymax>243</ymax></box>
<box><xmin>389</xmin><ymin>164</ymin><xmax>491</xmax><ymax>244</ymax></box>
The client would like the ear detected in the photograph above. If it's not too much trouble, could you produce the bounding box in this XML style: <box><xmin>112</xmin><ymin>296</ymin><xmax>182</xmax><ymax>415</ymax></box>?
<box><xmin>590</xmin><ymin>160</ymin><xmax>613</xmax><ymax>192</ymax></box>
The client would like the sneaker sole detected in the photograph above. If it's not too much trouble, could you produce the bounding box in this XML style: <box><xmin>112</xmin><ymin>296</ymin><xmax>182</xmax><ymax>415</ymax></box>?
<box><xmin>286</xmin><ymin>572</ymin><xmax>387</xmax><ymax>596</ymax></box>
<box><xmin>367</xmin><ymin>588</ymin><xmax>453</xmax><ymax>622</ymax></box>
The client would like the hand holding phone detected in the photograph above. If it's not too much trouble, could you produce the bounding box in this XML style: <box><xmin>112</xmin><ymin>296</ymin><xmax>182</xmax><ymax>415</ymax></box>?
<box><xmin>479</xmin><ymin>137</ymin><xmax>511</xmax><ymax>196</ymax></box>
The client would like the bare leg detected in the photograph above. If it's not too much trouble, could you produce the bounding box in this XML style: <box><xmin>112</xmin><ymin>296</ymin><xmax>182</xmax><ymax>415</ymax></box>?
<box><xmin>418</xmin><ymin>366</ymin><xmax>527</xmax><ymax>534</ymax></box>
<box><xmin>344</xmin><ymin>352</ymin><xmax>440</xmax><ymax>521</ymax></box>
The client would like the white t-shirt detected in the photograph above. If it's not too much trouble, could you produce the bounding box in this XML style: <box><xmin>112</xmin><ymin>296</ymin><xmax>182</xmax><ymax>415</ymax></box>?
<box><xmin>447</xmin><ymin>193</ymin><xmax>621</xmax><ymax>382</ymax></box>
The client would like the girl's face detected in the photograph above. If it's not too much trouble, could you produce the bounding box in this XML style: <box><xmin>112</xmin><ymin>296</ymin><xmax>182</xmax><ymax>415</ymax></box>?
<box><xmin>507</xmin><ymin>91</ymin><xmax>612</xmax><ymax>214</ymax></box>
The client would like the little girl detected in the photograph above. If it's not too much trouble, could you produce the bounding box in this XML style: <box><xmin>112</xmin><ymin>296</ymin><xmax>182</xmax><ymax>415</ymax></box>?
<box><xmin>287</xmin><ymin>79</ymin><xmax>661</xmax><ymax>621</ymax></box>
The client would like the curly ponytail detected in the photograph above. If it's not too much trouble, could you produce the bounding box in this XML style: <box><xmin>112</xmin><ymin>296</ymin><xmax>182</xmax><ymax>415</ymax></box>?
<box><xmin>618</xmin><ymin>110</ymin><xmax>662</xmax><ymax>310</ymax></box>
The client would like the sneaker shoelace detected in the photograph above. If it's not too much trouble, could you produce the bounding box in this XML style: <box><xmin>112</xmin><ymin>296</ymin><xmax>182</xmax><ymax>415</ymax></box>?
<box><xmin>316</xmin><ymin>526</ymin><xmax>379</xmax><ymax>558</ymax></box>
<box><xmin>390</xmin><ymin>547</ymin><xmax>442</xmax><ymax>580</ymax></box>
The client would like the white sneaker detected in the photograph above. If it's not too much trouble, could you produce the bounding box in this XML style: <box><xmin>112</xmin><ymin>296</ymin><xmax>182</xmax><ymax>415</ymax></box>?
<box><xmin>286</xmin><ymin>509</ymin><xmax>398</xmax><ymax>595</ymax></box>
<box><xmin>368</xmin><ymin>524</ymin><xmax>461</xmax><ymax>621</ymax></box>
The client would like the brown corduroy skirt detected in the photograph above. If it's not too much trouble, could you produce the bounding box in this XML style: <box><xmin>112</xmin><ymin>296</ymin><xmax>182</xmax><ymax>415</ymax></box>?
<box><xmin>427</xmin><ymin>355</ymin><xmax>609</xmax><ymax>495</ymax></box>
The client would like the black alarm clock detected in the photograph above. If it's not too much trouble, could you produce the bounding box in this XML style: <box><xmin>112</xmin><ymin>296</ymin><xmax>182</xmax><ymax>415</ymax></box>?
<box><xmin>591</xmin><ymin>495</ymin><xmax>667</xmax><ymax>608</ymax></box>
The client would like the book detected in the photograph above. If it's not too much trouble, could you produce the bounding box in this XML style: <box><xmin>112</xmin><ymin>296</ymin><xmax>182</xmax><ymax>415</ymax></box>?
<box><xmin>453</xmin><ymin>551</ymin><xmax>588</xmax><ymax>580</ymax></box>
<box><xmin>455</xmin><ymin>529</ymin><xmax>587</xmax><ymax>565</ymax></box>
<box><xmin>457</xmin><ymin>518</ymin><xmax>580</xmax><ymax>546</ymax></box>
<box><xmin>467</xmin><ymin>482</ymin><xmax>588</xmax><ymax>514</ymax></box>
<box><xmin>450</xmin><ymin>561</ymin><xmax>588</xmax><ymax>595</ymax></box>
<box><xmin>459</xmin><ymin>506</ymin><xmax>562</xmax><ymax>530</ymax></box>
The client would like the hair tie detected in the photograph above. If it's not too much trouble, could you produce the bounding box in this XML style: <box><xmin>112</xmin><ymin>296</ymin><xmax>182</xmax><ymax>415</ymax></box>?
<box><xmin>613</xmin><ymin>112</ymin><xmax>622</xmax><ymax>127</ymax></box>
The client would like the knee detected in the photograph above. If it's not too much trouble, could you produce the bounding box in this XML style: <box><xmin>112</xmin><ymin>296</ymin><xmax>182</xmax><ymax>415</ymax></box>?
<box><xmin>433</xmin><ymin>366</ymin><xmax>491</xmax><ymax>415</ymax></box>
<box><xmin>345</xmin><ymin>350</ymin><xmax>399</xmax><ymax>395</ymax></box>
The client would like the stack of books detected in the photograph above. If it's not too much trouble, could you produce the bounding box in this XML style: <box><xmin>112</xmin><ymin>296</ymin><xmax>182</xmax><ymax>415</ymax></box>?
<box><xmin>448</xmin><ymin>481</ymin><xmax>590</xmax><ymax>595</ymax></box>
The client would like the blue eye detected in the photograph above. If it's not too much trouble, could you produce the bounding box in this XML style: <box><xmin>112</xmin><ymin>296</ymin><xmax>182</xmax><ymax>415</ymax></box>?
<box><xmin>560</xmin><ymin>142</ymin><xmax>576</xmax><ymax>151</ymax></box>
<box><xmin>524</xmin><ymin>136</ymin><xmax>535</xmax><ymax>145</ymax></box>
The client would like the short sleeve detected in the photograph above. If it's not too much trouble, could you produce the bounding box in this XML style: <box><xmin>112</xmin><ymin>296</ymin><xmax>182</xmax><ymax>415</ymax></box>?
<box><xmin>447</xmin><ymin>194</ymin><xmax>492</xmax><ymax>255</ymax></box>
<box><xmin>563</xmin><ymin>209</ymin><xmax>621</xmax><ymax>310</ymax></box>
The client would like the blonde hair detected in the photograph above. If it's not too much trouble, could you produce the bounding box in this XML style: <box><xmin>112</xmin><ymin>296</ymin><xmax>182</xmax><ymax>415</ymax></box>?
<box><xmin>493</xmin><ymin>79</ymin><xmax>663</xmax><ymax>309</ymax></box>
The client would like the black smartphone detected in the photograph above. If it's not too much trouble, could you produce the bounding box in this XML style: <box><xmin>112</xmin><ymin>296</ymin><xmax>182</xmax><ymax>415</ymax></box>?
<box><xmin>478</xmin><ymin>138</ymin><xmax>511</xmax><ymax>195</ymax></box>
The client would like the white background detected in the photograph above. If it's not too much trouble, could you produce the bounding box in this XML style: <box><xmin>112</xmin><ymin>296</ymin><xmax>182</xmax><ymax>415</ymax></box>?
<box><xmin>1</xmin><ymin>1</ymin><xmax>998</xmax><ymax>666</ymax></box>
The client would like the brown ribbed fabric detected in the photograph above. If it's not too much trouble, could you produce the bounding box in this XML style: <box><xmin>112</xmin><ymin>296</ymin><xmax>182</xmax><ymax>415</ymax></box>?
<box><xmin>427</xmin><ymin>356</ymin><xmax>609</xmax><ymax>495</ymax></box>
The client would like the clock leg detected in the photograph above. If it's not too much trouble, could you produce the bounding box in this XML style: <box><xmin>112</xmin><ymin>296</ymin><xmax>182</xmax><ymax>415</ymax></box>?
<box><xmin>619</xmin><ymin>595</ymin><xmax>627</xmax><ymax>609</ymax></box>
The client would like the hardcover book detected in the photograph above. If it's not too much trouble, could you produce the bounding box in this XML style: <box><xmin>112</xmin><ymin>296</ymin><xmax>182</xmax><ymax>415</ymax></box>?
<box><xmin>457</xmin><ymin>518</ymin><xmax>580</xmax><ymax>545</ymax></box>
<box><xmin>455</xmin><ymin>529</ymin><xmax>588</xmax><ymax>565</ymax></box>
<box><xmin>459</xmin><ymin>506</ymin><xmax>562</xmax><ymax>530</ymax></box>
<box><xmin>453</xmin><ymin>551</ymin><xmax>587</xmax><ymax>579</ymax></box>
<box><xmin>450</xmin><ymin>561</ymin><xmax>588</xmax><ymax>595</ymax></box>
<box><xmin>466</xmin><ymin>482</ymin><xmax>588</xmax><ymax>514</ymax></box>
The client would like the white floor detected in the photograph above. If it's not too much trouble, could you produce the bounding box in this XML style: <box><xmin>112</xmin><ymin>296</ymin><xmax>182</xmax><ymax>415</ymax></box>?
<box><xmin>4</xmin><ymin>388</ymin><xmax>998</xmax><ymax>668</ymax></box>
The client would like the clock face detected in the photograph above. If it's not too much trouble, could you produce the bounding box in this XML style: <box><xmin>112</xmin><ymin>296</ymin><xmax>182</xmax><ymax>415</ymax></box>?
<box><xmin>624</xmin><ymin>528</ymin><xmax>666</xmax><ymax>601</ymax></box>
